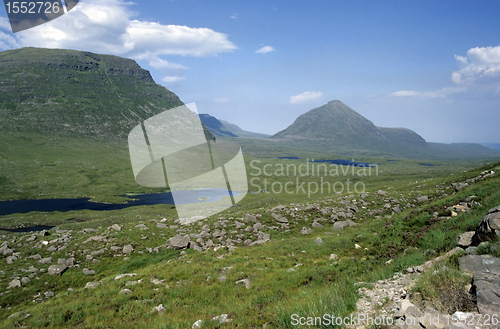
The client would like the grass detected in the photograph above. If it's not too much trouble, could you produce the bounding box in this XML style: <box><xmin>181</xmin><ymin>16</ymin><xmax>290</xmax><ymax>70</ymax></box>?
<box><xmin>1</xmin><ymin>129</ymin><xmax>500</xmax><ymax>327</ymax></box>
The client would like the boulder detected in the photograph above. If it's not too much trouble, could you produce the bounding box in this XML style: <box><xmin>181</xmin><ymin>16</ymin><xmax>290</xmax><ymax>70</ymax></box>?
<box><xmin>48</xmin><ymin>265</ymin><xmax>68</xmax><ymax>276</ymax></box>
<box><xmin>333</xmin><ymin>220</ymin><xmax>357</xmax><ymax>231</ymax></box>
<box><xmin>8</xmin><ymin>279</ymin><xmax>21</xmax><ymax>288</ymax></box>
<box><xmin>416</xmin><ymin>195</ymin><xmax>428</xmax><ymax>202</ymax></box>
<box><xmin>314</xmin><ymin>237</ymin><xmax>324</xmax><ymax>245</ymax></box>
<box><xmin>123</xmin><ymin>245</ymin><xmax>134</xmax><ymax>254</ymax></box>
<box><xmin>108</xmin><ymin>224</ymin><xmax>122</xmax><ymax>231</ymax></box>
<box><xmin>244</xmin><ymin>214</ymin><xmax>257</xmax><ymax>223</ymax></box>
<box><xmin>456</xmin><ymin>231</ymin><xmax>475</xmax><ymax>248</ymax></box>
<box><xmin>167</xmin><ymin>235</ymin><xmax>190</xmax><ymax>249</ymax></box>
<box><xmin>471</xmin><ymin>206</ymin><xmax>500</xmax><ymax>246</ymax></box>
<box><xmin>300</xmin><ymin>227</ymin><xmax>312</xmax><ymax>235</ymax></box>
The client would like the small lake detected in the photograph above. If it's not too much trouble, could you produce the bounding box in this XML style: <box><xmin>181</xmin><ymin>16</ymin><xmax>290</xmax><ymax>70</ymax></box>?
<box><xmin>0</xmin><ymin>225</ymin><xmax>54</xmax><ymax>233</ymax></box>
<box><xmin>276</xmin><ymin>157</ymin><xmax>378</xmax><ymax>167</ymax></box>
<box><xmin>0</xmin><ymin>188</ymin><xmax>241</xmax><ymax>216</ymax></box>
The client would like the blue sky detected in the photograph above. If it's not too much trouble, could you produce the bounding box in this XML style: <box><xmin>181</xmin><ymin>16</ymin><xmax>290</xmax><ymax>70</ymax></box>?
<box><xmin>1</xmin><ymin>0</ymin><xmax>499</xmax><ymax>143</ymax></box>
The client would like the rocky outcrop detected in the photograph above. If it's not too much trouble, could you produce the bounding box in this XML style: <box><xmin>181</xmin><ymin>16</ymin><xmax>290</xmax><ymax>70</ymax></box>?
<box><xmin>471</xmin><ymin>206</ymin><xmax>500</xmax><ymax>246</ymax></box>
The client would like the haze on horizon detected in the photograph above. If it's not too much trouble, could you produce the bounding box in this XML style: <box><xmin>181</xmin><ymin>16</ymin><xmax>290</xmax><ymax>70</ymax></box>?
<box><xmin>0</xmin><ymin>0</ymin><xmax>499</xmax><ymax>144</ymax></box>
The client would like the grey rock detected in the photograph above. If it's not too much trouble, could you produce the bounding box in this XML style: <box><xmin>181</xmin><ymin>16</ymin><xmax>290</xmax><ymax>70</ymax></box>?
<box><xmin>6</xmin><ymin>256</ymin><xmax>17</xmax><ymax>264</ymax></box>
<box><xmin>108</xmin><ymin>224</ymin><xmax>122</xmax><ymax>231</ymax></box>
<box><xmin>39</xmin><ymin>257</ymin><xmax>52</xmax><ymax>264</ymax></box>
<box><xmin>83</xmin><ymin>268</ymin><xmax>96</xmax><ymax>275</ymax></box>
<box><xmin>314</xmin><ymin>237</ymin><xmax>324</xmax><ymax>245</ymax></box>
<box><xmin>114</xmin><ymin>273</ymin><xmax>137</xmax><ymax>280</ymax></box>
<box><xmin>156</xmin><ymin>223</ymin><xmax>167</xmax><ymax>229</ymax></box>
<box><xmin>311</xmin><ymin>220</ymin><xmax>323</xmax><ymax>228</ymax></box>
<box><xmin>167</xmin><ymin>235</ymin><xmax>190</xmax><ymax>249</ymax></box>
<box><xmin>44</xmin><ymin>291</ymin><xmax>54</xmax><ymax>298</ymax></box>
<box><xmin>48</xmin><ymin>265</ymin><xmax>68</xmax><ymax>276</ymax></box>
<box><xmin>123</xmin><ymin>244</ymin><xmax>134</xmax><ymax>254</ymax></box>
<box><xmin>392</xmin><ymin>206</ymin><xmax>401</xmax><ymax>213</ymax></box>
<box><xmin>472</xmin><ymin>206</ymin><xmax>500</xmax><ymax>245</ymax></box>
<box><xmin>235</xmin><ymin>278</ymin><xmax>251</xmax><ymax>289</ymax></box>
<box><xmin>120</xmin><ymin>289</ymin><xmax>133</xmax><ymax>294</ymax></box>
<box><xmin>377</xmin><ymin>190</ymin><xmax>388</xmax><ymax>196</ymax></box>
<box><xmin>456</xmin><ymin>231</ymin><xmax>475</xmax><ymax>248</ymax></box>
<box><xmin>465</xmin><ymin>246</ymin><xmax>478</xmax><ymax>255</ymax></box>
<box><xmin>253</xmin><ymin>223</ymin><xmax>265</xmax><ymax>230</ymax></box>
<box><xmin>8</xmin><ymin>279</ymin><xmax>21</xmax><ymax>288</ymax></box>
<box><xmin>85</xmin><ymin>281</ymin><xmax>100</xmax><ymax>289</ymax></box>
<box><xmin>300</xmin><ymin>227</ymin><xmax>312</xmax><ymax>235</ymax></box>
<box><xmin>329</xmin><ymin>254</ymin><xmax>338</xmax><ymax>260</ymax></box>
<box><xmin>244</xmin><ymin>214</ymin><xmax>257</xmax><ymax>223</ymax></box>
<box><xmin>152</xmin><ymin>304</ymin><xmax>166</xmax><ymax>314</ymax></box>
<box><xmin>416</xmin><ymin>195</ymin><xmax>428</xmax><ymax>202</ymax></box>
<box><xmin>21</xmin><ymin>277</ymin><xmax>30</xmax><ymax>284</ymax></box>
<box><xmin>333</xmin><ymin>220</ymin><xmax>357</xmax><ymax>231</ymax></box>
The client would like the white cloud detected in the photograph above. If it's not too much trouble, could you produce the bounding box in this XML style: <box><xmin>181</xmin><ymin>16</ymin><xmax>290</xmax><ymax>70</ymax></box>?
<box><xmin>2</xmin><ymin>0</ymin><xmax>236</xmax><ymax>82</ymax></box>
<box><xmin>0</xmin><ymin>17</ymin><xmax>12</xmax><ymax>32</ymax></box>
<box><xmin>255</xmin><ymin>46</ymin><xmax>275</xmax><ymax>54</ymax></box>
<box><xmin>214</xmin><ymin>97</ymin><xmax>229</xmax><ymax>103</ymax></box>
<box><xmin>289</xmin><ymin>91</ymin><xmax>323</xmax><ymax>104</ymax></box>
<box><xmin>451</xmin><ymin>46</ymin><xmax>500</xmax><ymax>85</ymax></box>
<box><xmin>391</xmin><ymin>90</ymin><xmax>419</xmax><ymax>97</ymax></box>
<box><xmin>230</xmin><ymin>14</ymin><xmax>238</xmax><ymax>19</ymax></box>
<box><xmin>161</xmin><ymin>76</ymin><xmax>185</xmax><ymax>83</ymax></box>
<box><xmin>391</xmin><ymin>87</ymin><xmax>465</xmax><ymax>98</ymax></box>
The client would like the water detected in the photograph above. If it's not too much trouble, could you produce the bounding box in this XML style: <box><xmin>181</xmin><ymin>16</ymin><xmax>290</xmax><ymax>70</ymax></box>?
<box><xmin>419</xmin><ymin>163</ymin><xmax>439</xmax><ymax>166</ymax></box>
<box><xmin>277</xmin><ymin>156</ymin><xmax>300</xmax><ymax>160</ymax></box>
<box><xmin>0</xmin><ymin>225</ymin><xmax>54</xmax><ymax>233</ymax></box>
<box><xmin>310</xmin><ymin>159</ymin><xmax>377</xmax><ymax>167</ymax></box>
<box><xmin>0</xmin><ymin>188</ymin><xmax>241</xmax><ymax>216</ymax></box>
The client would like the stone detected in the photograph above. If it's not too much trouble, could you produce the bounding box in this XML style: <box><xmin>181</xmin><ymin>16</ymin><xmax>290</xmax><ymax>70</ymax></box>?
<box><xmin>416</xmin><ymin>195</ymin><xmax>428</xmax><ymax>202</ymax></box>
<box><xmin>276</xmin><ymin>216</ymin><xmax>288</xmax><ymax>224</ymax></box>
<box><xmin>311</xmin><ymin>220</ymin><xmax>323</xmax><ymax>228</ymax></box>
<box><xmin>85</xmin><ymin>282</ymin><xmax>100</xmax><ymax>289</ymax></box>
<box><xmin>152</xmin><ymin>304</ymin><xmax>166</xmax><ymax>314</ymax></box>
<box><xmin>300</xmin><ymin>227</ymin><xmax>312</xmax><ymax>235</ymax></box>
<box><xmin>108</xmin><ymin>224</ymin><xmax>122</xmax><ymax>231</ymax></box>
<box><xmin>156</xmin><ymin>223</ymin><xmax>167</xmax><ymax>229</ymax></box>
<box><xmin>392</xmin><ymin>206</ymin><xmax>401</xmax><ymax>213</ymax></box>
<box><xmin>355</xmin><ymin>244</ymin><xmax>361</xmax><ymax>249</ymax></box>
<box><xmin>83</xmin><ymin>268</ymin><xmax>96</xmax><ymax>275</ymax></box>
<box><xmin>44</xmin><ymin>291</ymin><xmax>54</xmax><ymax>298</ymax></box>
<box><xmin>456</xmin><ymin>231</ymin><xmax>475</xmax><ymax>248</ymax></box>
<box><xmin>21</xmin><ymin>277</ymin><xmax>30</xmax><ymax>284</ymax></box>
<box><xmin>333</xmin><ymin>220</ymin><xmax>357</xmax><ymax>231</ymax></box>
<box><xmin>114</xmin><ymin>273</ymin><xmax>137</xmax><ymax>280</ymax></box>
<box><xmin>235</xmin><ymin>278</ymin><xmax>251</xmax><ymax>289</ymax></box>
<box><xmin>212</xmin><ymin>314</ymin><xmax>232</xmax><ymax>323</ymax></box>
<box><xmin>39</xmin><ymin>257</ymin><xmax>52</xmax><ymax>264</ymax></box>
<box><xmin>472</xmin><ymin>206</ymin><xmax>500</xmax><ymax>245</ymax></box>
<box><xmin>119</xmin><ymin>289</ymin><xmax>133</xmax><ymax>294</ymax></box>
<box><xmin>167</xmin><ymin>235</ymin><xmax>190</xmax><ymax>249</ymax></box>
<box><xmin>253</xmin><ymin>223</ymin><xmax>265</xmax><ymax>230</ymax></box>
<box><xmin>8</xmin><ymin>279</ymin><xmax>21</xmax><ymax>288</ymax></box>
<box><xmin>377</xmin><ymin>190</ymin><xmax>388</xmax><ymax>196</ymax></box>
<box><xmin>48</xmin><ymin>265</ymin><xmax>68</xmax><ymax>276</ymax></box>
<box><xmin>329</xmin><ymin>254</ymin><xmax>338</xmax><ymax>260</ymax></box>
<box><xmin>244</xmin><ymin>214</ymin><xmax>257</xmax><ymax>223</ymax></box>
<box><xmin>314</xmin><ymin>237</ymin><xmax>324</xmax><ymax>245</ymax></box>
<box><xmin>192</xmin><ymin>320</ymin><xmax>204</xmax><ymax>328</ymax></box>
<box><xmin>123</xmin><ymin>245</ymin><xmax>134</xmax><ymax>254</ymax></box>
<box><xmin>6</xmin><ymin>256</ymin><xmax>16</xmax><ymax>264</ymax></box>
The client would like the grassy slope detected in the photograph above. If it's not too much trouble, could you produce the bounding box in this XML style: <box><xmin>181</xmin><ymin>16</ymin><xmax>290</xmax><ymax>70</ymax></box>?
<box><xmin>0</xmin><ymin>159</ymin><xmax>499</xmax><ymax>328</ymax></box>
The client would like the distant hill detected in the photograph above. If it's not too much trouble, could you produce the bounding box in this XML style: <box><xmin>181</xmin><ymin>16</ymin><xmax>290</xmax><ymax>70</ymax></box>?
<box><xmin>481</xmin><ymin>143</ymin><xmax>500</xmax><ymax>152</ymax></box>
<box><xmin>198</xmin><ymin>114</ymin><xmax>237</xmax><ymax>137</ymax></box>
<box><xmin>0</xmin><ymin>47</ymin><xmax>214</xmax><ymax>141</ymax></box>
<box><xmin>270</xmin><ymin>100</ymin><xmax>500</xmax><ymax>159</ymax></box>
<box><xmin>199</xmin><ymin>114</ymin><xmax>269</xmax><ymax>139</ymax></box>
<box><xmin>219</xmin><ymin>120</ymin><xmax>270</xmax><ymax>139</ymax></box>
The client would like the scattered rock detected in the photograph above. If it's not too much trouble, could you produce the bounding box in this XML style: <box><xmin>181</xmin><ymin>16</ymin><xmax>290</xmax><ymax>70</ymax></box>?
<box><xmin>416</xmin><ymin>195</ymin><xmax>428</xmax><ymax>202</ymax></box>
<box><xmin>152</xmin><ymin>304</ymin><xmax>166</xmax><ymax>314</ymax></box>
<box><xmin>300</xmin><ymin>227</ymin><xmax>312</xmax><ymax>235</ymax></box>
<box><xmin>314</xmin><ymin>237</ymin><xmax>324</xmax><ymax>245</ymax></box>
<box><xmin>108</xmin><ymin>224</ymin><xmax>122</xmax><ymax>231</ymax></box>
<box><xmin>8</xmin><ymin>279</ymin><xmax>21</xmax><ymax>288</ymax></box>
<box><xmin>329</xmin><ymin>254</ymin><xmax>338</xmax><ymax>261</ymax></box>
<box><xmin>212</xmin><ymin>314</ymin><xmax>232</xmax><ymax>324</ymax></box>
<box><xmin>114</xmin><ymin>273</ymin><xmax>137</xmax><ymax>280</ymax></box>
<box><xmin>235</xmin><ymin>278</ymin><xmax>251</xmax><ymax>289</ymax></box>
<box><xmin>167</xmin><ymin>235</ymin><xmax>190</xmax><ymax>249</ymax></box>
<box><xmin>472</xmin><ymin>206</ymin><xmax>500</xmax><ymax>246</ymax></box>
<box><xmin>123</xmin><ymin>245</ymin><xmax>134</xmax><ymax>254</ymax></box>
<box><xmin>244</xmin><ymin>214</ymin><xmax>257</xmax><ymax>223</ymax></box>
<box><xmin>48</xmin><ymin>265</ymin><xmax>68</xmax><ymax>276</ymax></box>
<box><xmin>456</xmin><ymin>231</ymin><xmax>475</xmax><ymax>248</ymax></box>
<box><xmin>119</xmin><ymin>289</ymin><xmax>133</xmax><ymax>294</ymax></box>
<box><xmin>333</xmin><ymin>220</ymin><xmax>357</xmax><ymax>231</ymax></box>
<box><xmin>85</xmin><ymin>282</ymin><xmax>100</xmax><ymax>289</ymax></box>
<box><xmin>83</xmin><ymin>268</ymin><xmax>96</xmax><ymax>275</ymax></box>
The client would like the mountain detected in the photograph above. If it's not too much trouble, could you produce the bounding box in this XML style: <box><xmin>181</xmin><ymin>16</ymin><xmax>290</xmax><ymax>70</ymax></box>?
<box><xmin>481</xmin><ymin>143</ymin><xmax>500</xmax><ymax>152</ymax></box>
<box><xmin>199</xmin><ymin>113</ymin><xmax>269</xmax><ymax>139</ymax></box>
<box><xmin>270</xmin><ymin>100</ymin><xmax>500</xmax><ymax>159</ymax></box>
<box><xmin>0</xmin><ymin>47</ymin><xmax>213</xmax><ymax>141</ymax></box>
<box><xmin>198</xmin><ymin>114</ymin><xmax>237</xmax><ymax>137</ymax></box>
<box><xmin>219</xmin><ymin>120</ymin><xmax>270</xmax><ymax>139</ymax></box>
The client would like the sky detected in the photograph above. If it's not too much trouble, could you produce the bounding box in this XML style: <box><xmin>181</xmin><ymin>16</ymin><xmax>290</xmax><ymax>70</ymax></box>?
<box><xmin>1</xmin><ymin>0</ymin><xmax>499</xmax><ymax>143</ymax></box>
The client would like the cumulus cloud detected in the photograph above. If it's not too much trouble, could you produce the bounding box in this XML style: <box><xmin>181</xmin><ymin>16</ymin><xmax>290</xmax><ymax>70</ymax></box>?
<box><xmin>214</xmin><ymin>97</ymin><xmax>229</xmax><ymax>103</ymax></box>
<box><xmin>289</xmin><ymin>91</ymin><xmax>323</xmax><ymax>104</ymax></box>
<box><xmin>391</xmin><ymin>87</ymin><xmax>465</xmax><ymax>98</ymax></box>
<box><xmin>162</xmin><ymin>76</ymin><xmax>186</xmax><ymax>83</ymax></box>
<box><xmin>255</xmin><ymin>46</ymin><xmax>275</xmax><ymax>54</ymax></box>
<box><xmin>2</xmin><ymin>0</ymin><xmax>236</xmax><ymax>82</ymax></box>
<box><xmin>451</xmin><ymin>46</ymin><xmax>500</xmax><ymax>85</ymax></box>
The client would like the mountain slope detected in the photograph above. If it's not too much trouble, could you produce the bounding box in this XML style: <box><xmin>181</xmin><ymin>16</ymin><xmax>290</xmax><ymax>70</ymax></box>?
<box><xmin>219</xmin><ymin>120</ymin><xmax>270</xmax><ymax>139</ymax></box>
<box><xmin>199</xmin><ymin>114</ymin><xmax>237</xmax><ymax>137</ymax></box>
<box><xmin>0</xmin><ymin>47</ymin><xmax>213</xmax><ymax>141</ymax></box>
<box><xmin>270</xmin><ymin>100</ymin><xmax>499</xmax><ymax>159</ymax></box>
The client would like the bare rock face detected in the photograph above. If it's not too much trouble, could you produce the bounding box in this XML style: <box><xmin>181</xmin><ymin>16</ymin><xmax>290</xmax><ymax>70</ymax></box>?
<box><xmin>456</xmin><ymin>231</ymin><xmax>475</xmax><ymax>248</ymax></box>
<box><xmin>472</xmin><ymin>206</ymin><xmax>500</xmax><ymax>246</ymax></box>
